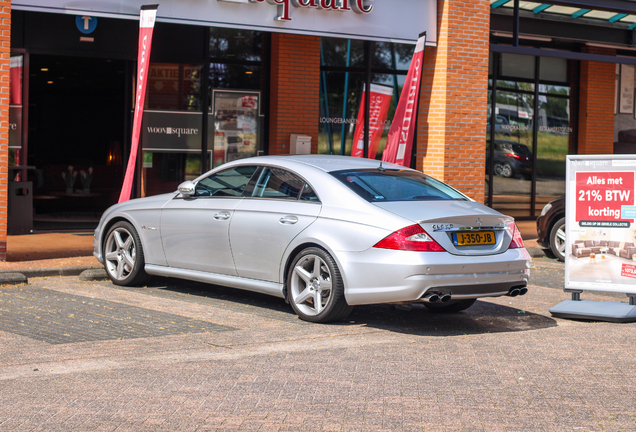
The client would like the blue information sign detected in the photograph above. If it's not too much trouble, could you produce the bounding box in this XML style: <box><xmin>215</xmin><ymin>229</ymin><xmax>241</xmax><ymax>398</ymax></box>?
<box><xmin>76</xmin><ymin>16</ymin><xmax>98</xmax><ymax>34</ymax></box>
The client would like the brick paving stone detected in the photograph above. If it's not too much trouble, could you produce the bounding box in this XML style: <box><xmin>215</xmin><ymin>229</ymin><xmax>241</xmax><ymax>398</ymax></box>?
<box><xmin>1</xmin><ymin>271</ymin><xmax>636</xmax><ymax>431</ymax></box>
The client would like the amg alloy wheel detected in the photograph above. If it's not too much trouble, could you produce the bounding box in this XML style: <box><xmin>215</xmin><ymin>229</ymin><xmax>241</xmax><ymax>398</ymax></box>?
<box><xmin>287</xmin><ymin>247</ymin><xmax>352</xmax><ymax>323</ymax></box>
<box><xmin>103</xmin><ymin>221</ymin><xmax>150</xmax><ymax>286</ymax></box>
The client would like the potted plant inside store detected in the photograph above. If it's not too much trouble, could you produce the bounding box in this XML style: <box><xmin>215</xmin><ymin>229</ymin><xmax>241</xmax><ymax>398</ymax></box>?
<box><xmin>80</xmin><ymin>167</ymin><xmax>93</xmax><ymax>194</ymax></box>
<box><xmin>61</xmin><ymin>165</ymin><xmax>77</xmax><ymax>194</ymax></box>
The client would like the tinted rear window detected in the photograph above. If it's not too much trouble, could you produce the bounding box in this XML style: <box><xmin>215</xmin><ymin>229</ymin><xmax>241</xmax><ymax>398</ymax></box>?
<box><xmin>330</xmin><ymin>169</ymin><xmax>468</xmax><ymax>202</ymax></box>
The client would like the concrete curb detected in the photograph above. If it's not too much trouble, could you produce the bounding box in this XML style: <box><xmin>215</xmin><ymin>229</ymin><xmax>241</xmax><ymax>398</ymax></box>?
<box><xmin>0</xmin><ymin>272</ymin><xmax>28</xmax><ymax>285</ymax></box>
<box><xmin>0</xmin><ymin>265</ymin><xmax>104</xmax><ymax>280</ymax></box>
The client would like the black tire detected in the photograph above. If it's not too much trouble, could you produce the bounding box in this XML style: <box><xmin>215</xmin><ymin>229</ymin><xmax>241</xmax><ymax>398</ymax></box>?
<box><xmin>423</xmin><ymin>299</ymin><xmax>476</xmax><ymax>313</ymax></box>
<box><xmin>287</xmin><ymin>247</ymin><xmax>352</xmax><ymax>323</ymax></box>
<box><xmin>549</xmin><ymin>217</ymin><xmax>566</xmax><ymax>262</ymax></box>
<box><xmin>103</xmin><ymin>221</ymin><xmax>151</xmax><ymax>286</ymax></box>
<box><xmin>499</xmin><ymin>162</ymin><xmax>514</xmax><ymax>178</ymax></box>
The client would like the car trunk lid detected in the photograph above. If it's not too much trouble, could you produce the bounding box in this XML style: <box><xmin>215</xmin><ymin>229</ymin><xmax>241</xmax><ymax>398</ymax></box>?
<box><xmin>373</xmin><ymin>201</ymin><xmax>516</xmax><ymax>256</ymax></box>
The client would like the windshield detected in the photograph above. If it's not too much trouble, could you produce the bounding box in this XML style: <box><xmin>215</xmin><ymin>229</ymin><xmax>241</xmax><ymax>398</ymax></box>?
<box><xmin>330</xmin><ymin>169</ymin><xmax>468</xmax><ymax>202</ymax></box>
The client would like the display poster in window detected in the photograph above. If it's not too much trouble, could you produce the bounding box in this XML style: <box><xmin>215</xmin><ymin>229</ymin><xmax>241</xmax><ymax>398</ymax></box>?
<box><xmin>210</xmin><ymin>91</ymin><xmax>260</xmax><ymax>166</ymax></box>
<box><xmin>620</xmin><ymin>64</ymin><xmax>634</xmax><ymax>114</ymax></box>
<box><xmin>9</xmin><ymin>55</ymin><xmax>23</xmax><ymax>151</ymax></box>
<box><xmin>565</xmin><ymin>155</ymin><xmax>636</xmax><ymax>292</ymax></box>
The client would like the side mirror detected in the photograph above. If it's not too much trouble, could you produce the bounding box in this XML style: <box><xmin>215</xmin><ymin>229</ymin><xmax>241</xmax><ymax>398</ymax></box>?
<box><xmin>177</xmin><ymin>180</ymin><xmax>195</xmax><ymax>197</ymax></box>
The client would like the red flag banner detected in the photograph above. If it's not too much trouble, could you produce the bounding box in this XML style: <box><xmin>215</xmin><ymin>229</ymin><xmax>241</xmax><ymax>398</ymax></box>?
<box><xmin>119</xmin><ymin>5</ymin><xmax>159</xmax><ymax>203</ymax></box>
<box><xmin>351</xmin><ymin>84</ymin><xmax>394</xmax><ymax>159</ymax></box>
<box><xmin>382</xmin><ymin>34</ymin><xmax>426</xmax><ymax>166</ymax></box>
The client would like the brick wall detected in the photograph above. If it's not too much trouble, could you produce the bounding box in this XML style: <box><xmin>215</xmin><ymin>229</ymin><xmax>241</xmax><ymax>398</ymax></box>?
<box><xmin>578</xmin><ymin>47</ymin><xmax>616</xmax><ymax>155</ymax></box>
<box><xmin>0</xmin><ymin>1</ymin><xmax>10</xmax><ymax>261</ymax></box>
<box><xmin>269</xmin><ymin>33</ymin><xmax>320</xmax><ymax>155</ymax></box>
<box><xmin>416</xmin><ymin>0</ymin><xmax>490</xmax><ymax>203</ymax></box>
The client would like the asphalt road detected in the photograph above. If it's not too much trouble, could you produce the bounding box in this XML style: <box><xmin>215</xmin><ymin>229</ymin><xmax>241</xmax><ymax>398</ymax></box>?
<box><xmin>1</xmin><ymin>258</ymin><xmax>635</xmax><ymax>431</ymax></box>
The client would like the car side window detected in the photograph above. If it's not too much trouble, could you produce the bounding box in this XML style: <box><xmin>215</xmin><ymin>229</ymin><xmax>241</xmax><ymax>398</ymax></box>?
<box><xmin>194</xmin><ymin>165</ymin><xmax>258</xmax><ymax>197</ymax></box>
<box><xmin>299</xmin><ymin>183</ymin><xmax>319</xmax><ymax>202</ymax></box>
<box><xmin>251</xmin><ymin>167</ymin><xmax>306</xmax><ymax>200</ymax></box>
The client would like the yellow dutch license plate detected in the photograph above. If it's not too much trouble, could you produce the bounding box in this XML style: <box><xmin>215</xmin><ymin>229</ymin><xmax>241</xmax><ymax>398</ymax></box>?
<box><xmin>454</xmin><ymin>231</ymin><xmax>496</xmax><ymax>246</ymax></box>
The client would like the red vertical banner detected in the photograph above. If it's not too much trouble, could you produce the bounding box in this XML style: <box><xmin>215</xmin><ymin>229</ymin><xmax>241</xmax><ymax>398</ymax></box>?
<box><xmin>382</xmin><ymin>33</ymin><xmax>426</xmax><ymax>166</ymax></box>
<box><xmin>119</xmin><ymin>5</ymin><xmax>159</xmax><ymax>203</ymax></box>
<box><xmin>351</xmin><ymin>84</ymin><xmax>394</xmax><ymax>159</ymax></box>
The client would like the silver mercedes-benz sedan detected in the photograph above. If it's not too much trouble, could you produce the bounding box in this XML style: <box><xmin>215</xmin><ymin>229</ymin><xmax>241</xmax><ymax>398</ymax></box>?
<box><xmin>94</xmin><ymin>155</ymin><xmax>531</xmax><ymax>323</ymax></box>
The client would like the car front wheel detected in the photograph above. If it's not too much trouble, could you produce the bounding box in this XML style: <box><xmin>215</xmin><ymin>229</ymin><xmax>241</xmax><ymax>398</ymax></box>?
<box><xmin>103</xmin><ymin>221</ymin><xmax>151</xmax><ymax>286</ymax></box>
<box><xmin>287</xmin><ymin>247</ymin><xmax>352</xmax><ymax>323</ymax></box>
<box><xmin>549</xmin><ymin>217</ymin><xmax>566</xmax><ymax>262</ymax></box>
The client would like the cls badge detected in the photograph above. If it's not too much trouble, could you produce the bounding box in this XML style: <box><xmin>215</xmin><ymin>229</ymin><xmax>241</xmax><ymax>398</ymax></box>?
<box><xmin>141</xmin><ymin>225</ymin><xmax>158</xmax><ymax>231</ymax></box>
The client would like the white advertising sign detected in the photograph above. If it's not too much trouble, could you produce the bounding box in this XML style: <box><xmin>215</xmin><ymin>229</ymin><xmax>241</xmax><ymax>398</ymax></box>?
<box><xmin>13</xmin><ymin>0</ymin><xmax>436</xmax><ymax>45</ymax></box>
<box><xmin>565</xmin><ymin>155</ymin><xmax>636</xmax><ymax>293</ymax></box>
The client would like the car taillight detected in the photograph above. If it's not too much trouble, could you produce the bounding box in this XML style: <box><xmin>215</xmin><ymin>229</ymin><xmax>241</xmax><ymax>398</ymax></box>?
<box><xmin>374</xmin><ymin>224</ymin><xmax>446</xmax><ymax>252</ymax></box>
<box><xmin>508</xmin><ymin>222</ymin><xmax>525</xmax><ymax>249</ymax></box>
<box><xmin>505</xmin><ymin>153</ymin><xmax>523</xmax><ymax>160</ymax></box>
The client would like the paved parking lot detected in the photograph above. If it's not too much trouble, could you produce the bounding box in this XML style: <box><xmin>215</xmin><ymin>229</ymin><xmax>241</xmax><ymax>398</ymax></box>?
<box><xmin>1</xmin><ymin>258</ymin><xmax>635</xmax><ymax>431</ymax></box>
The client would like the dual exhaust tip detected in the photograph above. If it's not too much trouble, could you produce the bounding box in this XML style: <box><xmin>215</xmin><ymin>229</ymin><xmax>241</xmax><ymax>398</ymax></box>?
<box><xmin>507</xmin><ymin>286</ymin><xmax>528</xmax><ymax>297</ymax></box>
<box><xmin>423</xmin><ymin>293</ymin><xmax>451</xmax><ymax>303</ymax></box>
<box><xmin>423</xmin><ymin>286</ymin><xmax>528</xmax><ymax>303</ymax></box>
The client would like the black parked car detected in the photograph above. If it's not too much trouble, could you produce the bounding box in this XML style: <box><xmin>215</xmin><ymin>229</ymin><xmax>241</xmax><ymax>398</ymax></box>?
<box><xmin>486</xmin><ymin>140</ymin><xmax>533</xmax><ymax>179</ymax></box>
<box><xmin>536</xmin><ymin>196</ymin><xmax>565</xmax><ymax>261</ymax></box>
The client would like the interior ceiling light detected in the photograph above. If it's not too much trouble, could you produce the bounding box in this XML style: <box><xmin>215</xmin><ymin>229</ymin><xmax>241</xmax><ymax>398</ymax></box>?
<box><xmin>491</xmin><ymin>32</ymin><xmax>553</xmax><ymax>42</ymax></box>
<box><xmin>47</xmin><ymin>81</ymin><xmax>53</xmax><ymax>84</ymax></box>
<box><xmin>41</xmin><ymin>68</ymin><xmax>49</xmax><ymax>71</ymax></box>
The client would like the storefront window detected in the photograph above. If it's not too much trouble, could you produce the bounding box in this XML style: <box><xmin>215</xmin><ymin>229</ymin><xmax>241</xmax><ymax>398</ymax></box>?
<box><xmin>209</xmin><ymin>28</ymin><xmax>263</xmax><ymax>62</ymax></box>
<box><xmin>140</xmin><ymin>63</ymin><xmax>203</xmax><ymax>197</ymax></box>
<box><xmin>319</xmin><ymin>39</ymin><xmax>409</xmax><ymax>158</ymax></box>
<box><xmin>488</xmin><ymin>53</ymin><xmax>571</xmax><ymax>218</ymax></box>
<box><xmin>208</xmin><ymin>28</ymin><xmax>266</xmax><ymax>168</ymax></box>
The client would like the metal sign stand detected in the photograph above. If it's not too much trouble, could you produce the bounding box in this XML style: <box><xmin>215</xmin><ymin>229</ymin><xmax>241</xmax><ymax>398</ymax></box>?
<box><xmin>550</xmin><ymin>290</ymin><xmax>636</xmax><ymax>323</ymax></box>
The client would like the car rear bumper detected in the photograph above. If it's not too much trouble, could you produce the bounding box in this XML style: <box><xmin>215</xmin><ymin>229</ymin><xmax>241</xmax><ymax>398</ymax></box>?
<box><xmin>337</xmin><ymin>248</ymin><xmax>531</xmax><ymax>306</ymax></box>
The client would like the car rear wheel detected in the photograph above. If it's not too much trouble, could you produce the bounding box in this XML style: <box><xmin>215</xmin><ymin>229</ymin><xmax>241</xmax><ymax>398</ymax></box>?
<box><xmin>495</xmin><ymin>162</ymin><xmax>513</xmax><ymax>178</ymax></box>
<box><xmin>423</xmin><ymin>299</ymin><xmax>476</xmax><ymax>313</ymax></box>
<box><xmin>549</xmin><ymin>217</ymin><xmax>566</xmax><ymax>262</ymax></box>
<box><xmin>103</xmin><ymin>221</ymin><xmax>151</xmax><ymax>286</ymax></box>
<box><xmin>287</xmin><ymin>247</ymin><xmax>352</xmax><ymax>323</ymax></box>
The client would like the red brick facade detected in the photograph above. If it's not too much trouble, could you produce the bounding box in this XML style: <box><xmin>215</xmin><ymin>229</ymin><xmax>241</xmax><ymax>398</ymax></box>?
<box><xmin>0</xmin><ymin>1</ymin><xmax>10</xmax><ymax>261</ymax></box>
<box><xmin>416</xmin><ymin>0</ymin><xmax>491</xmax><ymax>203</ymax></box>
<box><xmin>269</xmin><ymin>33</ymin><xmax>321</xmax><ymax>155</ymax></box>
<box><xmin>578</xmin><ymin>47</ymin><xmax>617</xmax><ymax>155</ymax></box>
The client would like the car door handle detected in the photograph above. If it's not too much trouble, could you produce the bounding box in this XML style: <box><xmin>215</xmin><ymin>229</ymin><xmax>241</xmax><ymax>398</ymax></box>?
<box><xmin>214</xmin><ymin>212</ymin><xmax>231</xmax><ymax>221</ymax></box>
<box><xmin>279</xmin><ymin>216</ymin><xmax>298</xmax><ymax>225</ymax></box>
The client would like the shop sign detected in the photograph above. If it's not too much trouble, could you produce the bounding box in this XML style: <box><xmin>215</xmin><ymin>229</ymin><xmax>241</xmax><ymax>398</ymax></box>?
<box><xmin>14</xmin><ymin>0</ymin><xmax>437</xmax><ymax>45</ymax></box>
<box><xmin>141</xmin><ymin>111</ymin><xmax>202</xmax><ymax>151</ymax></box>
<box><xmin>565</xmin><ymin>155</ymin><xmax>636</xmax><ymax>293</ymax></box>
<box><xmin>220</xmin><ymin>0</ymin><xmax>372</xmax><ymax>21</ymax></box>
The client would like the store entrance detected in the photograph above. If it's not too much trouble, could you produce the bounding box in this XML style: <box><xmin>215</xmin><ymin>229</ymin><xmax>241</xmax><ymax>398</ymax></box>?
<box><xmin>27</xmin><ymin>55</ymin><xmax>127</xmax><ymax>231</ymax></box>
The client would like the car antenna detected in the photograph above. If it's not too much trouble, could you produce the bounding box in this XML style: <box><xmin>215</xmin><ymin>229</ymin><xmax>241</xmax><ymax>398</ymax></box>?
<box><xmin>378</xmin><ymin>161</ymin><xmax>385</xmax><ymax>172</ymax></box>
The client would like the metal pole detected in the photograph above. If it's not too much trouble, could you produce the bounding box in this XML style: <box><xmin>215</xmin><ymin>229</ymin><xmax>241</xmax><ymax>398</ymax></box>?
<box><xmin>513</xmin><ymin>0</ymin><xmax>520</xmax><ymax>47</ymax></box>
<box><xmin>340</xmin><ymin>39</ymin><xmax>351</xmax><ymax>156</ymax></box>
<box><xmin>488</xmin><ymin>53</ymin><xmax>498</xmax><ymax>208</ymax></box>
<box><xmin>320</xmin><ymin>42</ymin><xmax>334</xmax><ymax>154</ymax></box>
<box><xmin>201</xmin><ymin>27</ymin><xmax>210</xmax><ymax>174</ymax></box>
<box><xmin>364</xmin><ymin>40</ymin><xmax>371</xmax><ymax>159</ymax></box>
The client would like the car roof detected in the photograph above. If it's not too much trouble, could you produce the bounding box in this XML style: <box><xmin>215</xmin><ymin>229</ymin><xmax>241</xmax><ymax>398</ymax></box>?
<box><xmin>226</xmin><ymin>154</ymin><xmax>410</xmax><ymax>173</ymax></box>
